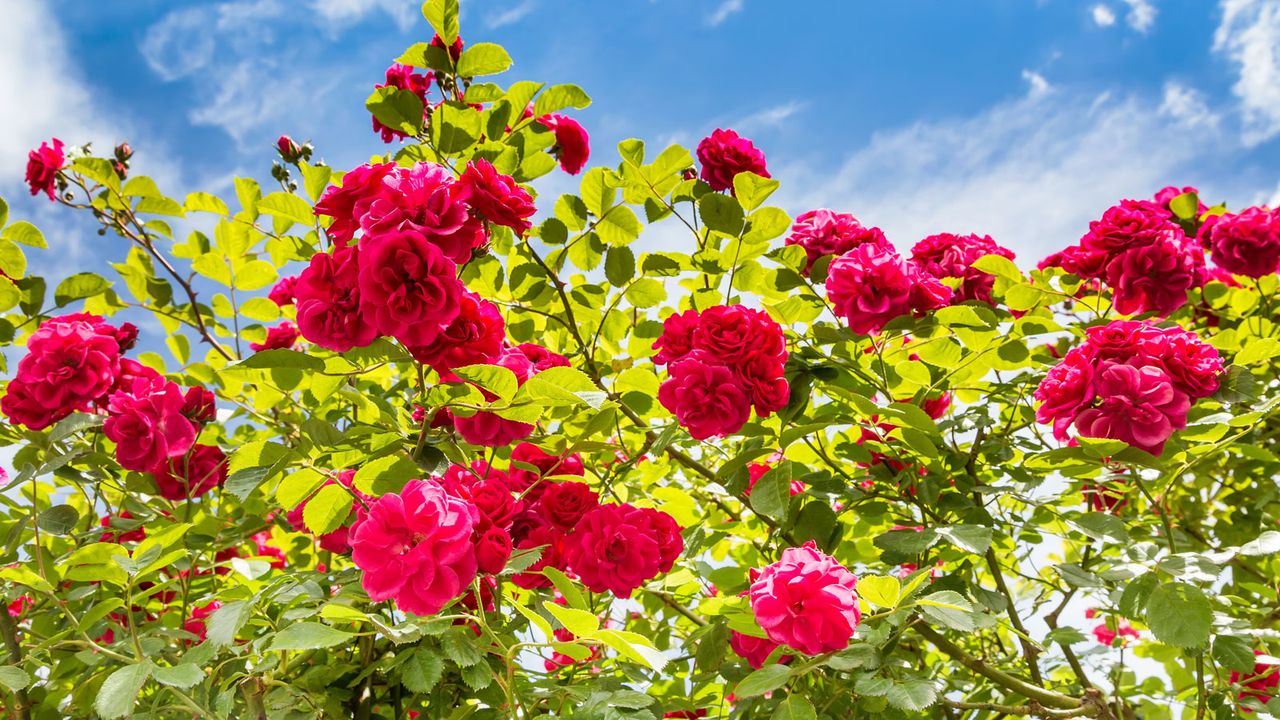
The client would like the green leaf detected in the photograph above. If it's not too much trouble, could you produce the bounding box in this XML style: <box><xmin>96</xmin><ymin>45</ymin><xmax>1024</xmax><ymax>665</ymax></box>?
<box><xmin>234</xmin><ymin>259</ymin><xmax>277</xmax><ymax>291</ymax></box>
<box><xmin>937</xmin><ymin>525</ymin><xmax>993</xmax><ymax>555</ymax></box>
<box><xmin>152</xmin><ymin>663</ymin><xmax>204</xmax><ymax>689</ymax></box>
<box><xmin>457</xmin><ymin>42</ymin><xmax>512</xmax><ymax>76</ymax></box>
<box><xmin>1213</xmin><ymin>364</ymin><xmax>1257</xmax><ymax>404</ymax></box>
<box><xmin>3</xmin><ymin>221</ymin><xmax>46</xmax><ymax>248</ymax></box>
<box><xmin>206</xmin><ymin>601</ymin><xmax>252</xmax><ymax>647</ymax></box>
<box><xmin>533</xmin><ymin>84</ymin><xmax>592</xmax><ymax>117</ymax></box>
<box><xmin>1145</xmin><ymin>582</ymin><xmax>1212</xmax><ymax>648</ymax></box>
<box><xmin>351</xmin><ymin>454</ymin><xmax>420</xmax><ymax>495</ymax></box>
<box><xmin>302</xmin><ymin>483</ymin><xmax>352</xmax><ymax>535</ymax></box>
<box><xmin>257</xmin><ymin>191</ymin><xmax>314</xmax><ymax>226</ymax></box>
<box><xmin>402</xmin><ymin>649</ymin><xmax>445</xmax><ymax>694</ymax></box>
<box><xmin>1214</xmin><ymin>635</ymin><xmax>1258</xmax><ymax>674</ymax></box>
<box><xmin>700</xmin><ymin>193</ymin><xmax>745</xmax><ymax>235</ymax></box>
<box><xmin>422</xmin><ymin>0</ymin><xmax>460</xmax><ymax>44</ymax></box>
<box><xmin>917</xmin><ymin>590</ymin><xmax>975</xmax><ymax>631</ymax></box>
<box><xmin>452</xmin><ymin>363</ymin><xmax>519</xmax><ymax>402</ymax></box>
<box><xmin>441</xmin><ymin>627</ymin><xmax>484</xmax><ymax>666</ymax></box>
<box><xmin>734</xmin><ymin>664</ymin><xmax>793</xmax><ymax>698</ymax></box>
<box><xmin>54</xmin><ymin>272</ymin><xmax>111</xmax><ymax>305</ymax></box>
<box><xmin>874</xmin><ymin>528</ymin><xmax>939</xmax><ymax>556</ymax></box>
<box><xmin>94</xmin><ymin>662</ymin><xmax>152</xmax><ymax>719</ymax></box>
<box><xmin>37</xmin><ymin>504</ymin><xmax>79</xmax><ymax>535</ymax></box>
<box><xmin>0</xmin><ymin>566</ymin><xmax>53</xmax><ymax>594</ymax></box>
<box><xmin>749</xmin><ymin>463</ymin><xmax>793</xmax><ymax>522</ymax></box>
<box><xmin>970</xmin><ymin>254</ymin><xmax>1022</xmax><ymax>281</ymax></box>
<box><xmin>771</xmin><ymin>695</ymin><xmax>817</xmax><ymax>720</ymax></box>
<box><xmin>1169</xmin><ymin>191</ymin><xmax>1200</xmax><ymax>221</ymax></box>
<box><xmin>184</xmin><ymin>192</ymin><xmax>230</xmax><ymax>215</ymax></box>
<box><xmin>0</xmin><ymin>665</ymin><xmax>29</xmax><ymax>691</ymax></box>
<box><xmin>0</xmin><ymin>196</ymin><xmax>7</xmax><ymax>229</ymax></box>
<box><xmin>887</xmin><ymin>679</ymin><xmax>938</xmax><ymax>712</ymax></box>
<box><xmin>237</xmin><ymin>348</ymin><xmax>324</xmax><ymax>371</ymax></box>
<box><xmin>545</xmin><ymin>602</ymin><xmax>599</xmax><ymax>637</ymax></box>
<box><xmin>733</xmin><ymin>172</ymin><xmax>780</xmax><ymax>212</ymax></box>
<box><xmin>0</xmin><ymin>239</ymin><xmax>26</xmax><ymax>279</ymax></box>
<box><xmin>268</xmin><ymin>622</ymin><xmax>355</xmax><ymax>651</ymax></box>
<box><xmin>624</xmin><ymin>277</ymin><xmax>666</xmax><ymax>308</ymax></box>
<box><xmin>857</xmin><ymin>575</ymin><xmax>902</xmax><ymax>609</ymax></box>
<box><xmin>366</xmin><ymin>87</ymin><xmax>425</xmax><ymax>137</ymax></box>
<box><xmin>604</xmin><ymin>246</ymin><xmax>636</xmax><ymax>286</ymax></box>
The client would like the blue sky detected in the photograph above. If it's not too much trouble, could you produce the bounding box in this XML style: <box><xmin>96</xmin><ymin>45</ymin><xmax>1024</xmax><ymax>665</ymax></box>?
<box><xmin>2</xmin><ymin>0</ymin><xmax>1279</xmax><ymax>272</ymax></box>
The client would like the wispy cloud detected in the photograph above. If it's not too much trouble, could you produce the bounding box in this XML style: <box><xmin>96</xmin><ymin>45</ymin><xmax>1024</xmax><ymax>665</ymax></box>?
<box><xmin>706</xmin><ymin>0</ymin><xmax>744</xmax><ymax>27</ymax></box>
<box><xmin>311</xmin><ymin>0</ymin><xmax>418</xmax><ymax>31</ymax></box>
<box><xmin>486</xmin><ymin>0</ymin><xmax>537</xmax><ymax>29</ymax></box>
<box><xmin>1021</xmin><ymin>69</ymin><xmax>1052</xmax><ymax>98</ymax></box>
<box><xmin>1120</xmin><ymin>0</ymin><xmax>1157</xmax><ymax>33</ymax></box>
<box><xmin>1091</xmin><ymin>4</ymin><xmax>1117</xmax><ymax>27</ymax></box>
<box><xmin>730</xmin><ymin>101</ymin><xmax>807</xmax><ymax>135</ymax></box>
<box><xmin>1159</xmin><ymin>81</ymin><xmax>1220</xmax><ymax>129</ymax></box>
<box><xmin>1214</xmin><ymin>0</ymin><xmax>1280</xmax><ymax>146</ymax></box>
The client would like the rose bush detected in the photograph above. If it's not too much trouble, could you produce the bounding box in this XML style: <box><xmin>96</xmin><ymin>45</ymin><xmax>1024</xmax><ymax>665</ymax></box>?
<box><xmin>0</xmin><ymin>3</ymin><xmax>1278</xmax><ymax>719</ymax></box>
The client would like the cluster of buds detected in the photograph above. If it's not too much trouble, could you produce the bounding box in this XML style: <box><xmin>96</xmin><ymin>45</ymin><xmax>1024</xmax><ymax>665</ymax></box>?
<box><xmin>113</xmin><ymin>142</ymin><xmax>132</xmax><ymax>180</ymax></box>
<box><xmin>271</xmin><ymin>135</ymin><xmax>317</xmax><ymax>193</ymax></box>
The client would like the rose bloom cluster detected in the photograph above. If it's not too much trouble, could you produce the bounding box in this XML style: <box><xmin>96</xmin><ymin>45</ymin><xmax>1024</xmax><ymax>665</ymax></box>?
<box><xmin>827</xmin><ymin>241</ymin><xmax>953</xmax><ymax>335</ymax></box>
<box><xmin>1034</xmin><ymin>320</ymin><xmax>1223</xmax><ymax>455</ymax></box>
<box><xmin>1039</xmin><ymin>192</ymin><xmax>1209</xmax><ymax>316</ymax></box>
<box><xmin>348</xmin><ymin>444</ymin><xmax>682</xmax><ymax>615</ymax></box>
<box><xmin>653</xmin><ymin>304</ymin><xmax>790</xmax><ymax>440</ymax></box>
<box><xmin>1206</xmin><ymin>205</ymin><xmax>1280</xmax><ymax>279</ymax></box>
<box><xmin>1</xmin><ymin>314</ymin><xmax>225</xmax><ymax>500</ymax></box>
<box><xmin>746</xmin><ymin>542</ymin><xmax>861</xmax><ymax>658</ymax></box>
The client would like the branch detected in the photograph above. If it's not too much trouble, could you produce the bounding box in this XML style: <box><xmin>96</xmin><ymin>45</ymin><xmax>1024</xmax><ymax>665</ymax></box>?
<box><xmin>0</xmin><ymin>610</ymin><xmax>31</xmax><ymax>720</ymax></box>
<box><xmin>914</xmin><ymin>623</ymin><xmax>1083</xmax><ymax>711</ymax></box>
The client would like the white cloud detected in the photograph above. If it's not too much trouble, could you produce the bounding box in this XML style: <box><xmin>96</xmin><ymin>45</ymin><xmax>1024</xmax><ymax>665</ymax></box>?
<box><xmin>1021</xmin><ymin>69</ymin><xmax>1052</xmax><ymax>98</ymax></box>
<box><xmin>486</xmin><ymin>1</ymin><xmax>537</xmax><ymax>29</ymax></box>
<box><xmin>1091</xmin><ymin>4</ymin><xmax>1117</xmax><ymax>27</ymax></box>
<box><xmin>1214</xmin><ymin>0</ymin><xmax>1280</xmax><ymax>145</ymax></box>
<box><xmin>730</xmin><ymin>101</ymin><xmax>806</xmax><ymax>135</ymax></box>
<box><xmin>311</xmin><ymin>0</ymin><xmax>417</xmax><ymax>30</ymax></box>
<box><xmin>775</xmin><ymin>87</ymin><xmax>1213</xmax><ymax>263</ymax></box>
<box><xmin>1121</xmin><ymin>0</ymin><xmax>1157</xmax><ymax>32</ymax></box>
<box><xmin>706</xmin><ymin>0</ymin><xmax>744</xmax><ymax>27</ymax></box>
<box><xmin>1159</xmin><ymin>81</ymin><xmax>1220</xmax><ymax>129</ymax></box>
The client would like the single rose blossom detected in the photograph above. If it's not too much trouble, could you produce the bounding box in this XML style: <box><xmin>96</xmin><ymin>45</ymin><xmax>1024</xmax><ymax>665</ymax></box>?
<box><xmin>827</xmin><ymin>243</ymin><xmax>952</xmax><ymax>335</ymax></box>
<box><xmin>537</xmin><ymin>114</ymin><xmax>590</xmax><ymax>174</ymax></box>
<box><xmin>730</xmin><ymin>629</ymin><xmax>792</xmax><ymax>670</ymax></box>
<box><xmin>1209</xmin><ymin>206</ymin><xmax>1280</xmax><ymax>279</ymax></box>
<box><xmin>1074</xmin><ymin>363</ymin><xmax>1190</xmax><ymax>455</ymax></box>
<box><xmin>150</xmin><ymin>444</ymin><xmax>227</xmax><ymax>500</ymax></box>
<box><xmin>2</xmin><ymin>316</ymin><xmax>121</xmax><ymax>430</ymax></box>
<box><xmin>475</xmin><ymin>526</ymin><xmax>513</xmax><ymax>574</ymax></box>
<box><xmin>786</xmin><ymin>209</ymin><xmax>889</xmax><ymax>274</ymax></box>
<box><xmin>536</xmin><ymin>480</ymin><xmax>600</xmax><ymax>531</ymax></box>
<box><xmin>26</xmin><ymin>138</ymin><xmax>65</xmax><ymax>200</ymax></box>
<box><xmin>357</xmin><ymin>230</ymin><xmax>462</xmax><ymax>347</ymax></box>
<box><xmin>104</xmin><ymin>376</ymin><xmax>197</xmax><ymax>472</ymax></box>
<box><xmin>1085</xmin><ymin>610</ymin><xmax>1140</xmax><ymax>646</ymax></box>
<box><xmin>314</xmin><ymin>162</ymin><xmax>395</xmax><ymax>244</ymax></box>
<box><xmin>515</xmin><ymin>343</ymin><xmax>571</xmax><ymax>374</ymax></box>
<box><xmin>349</xmin><ymin>478</ymin><xmax>480</xmax><ymax>616</ymax></box>
<box><xmin>181</xmin><ymin>386</ymin><xmax>217</xmax><ymax>424</ymax></box>
<box><xmin>269</xmin><ymin>275</ymin><xmax>299</xmax><ymax>307</ymax></box>
<box><xmin>657</xmin><ymin>353</ymin><xmax>753</xmax><ymax>440</ymax></box>
<box><xmin>458</xmin><ymin>159</ymin><xmax>536</xmax><ymax>234</ymax></box>
<box><xmin>652</xmin><ymin>309</ymin><xmax>702</xmax><ymax>365</ymax></box>
<box><xmin>563</xmin><ymin>503</ymin><xmax>683</xmax><ymax>597</ymax></box>
<box><xmin>276</xmin><ymin>135</ymin><xmax>305</xmax><ymax>163</ymax></box>
<box><xmin>749</xmin><ymin>541</ymin><xmax>860</xmax><ymax>656</ymax></box>
<box><xmin>357</xmin><ymin>162</ymin><xmax>482</xmax><ymax>264</ymax></box>
<box><xmin>911</xmin><ymin>232</ymin><xmax>1016</xmax><ymax>305</ymax></box>
<box><xmin>1079</xmin><ymin>199</ymin><xmax>1177</xmax><ymax>254</ymax></box>
<box><xmin>250</xmin><ymin>321</ymin><xmax>301</xmax><ymax>352</ymax></box>
<box><xmin>696</xmin><ymin>128</ymin><xmax>769</xmax><ymax>193</ymax></box>
<box><xmin>1103</xmin><ymin>233</ymin><xmax>1204</xmax><ymax>316</ymax></box>
<box><xmin>295</xmin><ymin>248</ymin><xmax>380</xmax><ymax>352</ymax></box>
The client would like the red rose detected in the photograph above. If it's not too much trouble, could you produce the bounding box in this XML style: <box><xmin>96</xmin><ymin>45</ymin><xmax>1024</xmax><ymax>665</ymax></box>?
<box><xmin>786</xmin><ymin>209</ymin><xmax>889</xmax><ymax>274</ymax></box>
<box><xmin>657</xmin><ymin>353</ymin><xmax>752</xmax><ymax>440</ymax></box>
<box><xmin>26</xmin><ymin>138</ymin><xmax>64</xmax><ymax>200</ymax></box>
<box><xmin>536</xmin><ymin>481</ymin><xmax>600</xmax><ymax>531</ymax></box>
<box><xmin>151</xmin><ymin>444</ymin><xmax>227</xmax><ymax>500</ymax></box>
<box><xmin>295</xmin><ymin>248</ymin><xmax>379</xmax><ymax>352</ymax></box>
<box><xmin>1103</xmin><ymin>234</ymin><xmax>1204</xmax><ymax>317</ymax></box>
<box><xmin>1034</xmin><ymin>347</ymin><xmax>1096</xmax><ymax>441</ymax></box>
<box><xmin>511</xmin><ymin>523</ymin><xmax>565</xmax><ymax>590</ymax></box>
<box><xmin>1209</xmin><ymin>206</ymin><xmax>1280</xmax><ymax>278</ymax></box>
<box><xmin>1075</xmin><ymin>363</ymin><xmax>1190</xmax><ymax>455</ymax></box>
<box><xmin>458</xmin><ymin>159</ymin><xmax>536</xmax><ymax>234</ymax></box>
<box><xmin>268</xmin><ymin>275</ymin><xmax>298</xmax><ymax>307</ymax></box>
<box><xmin>827</xmin><ymin>243</ymin><xmax>951</xmax><ymax>335</ymax></box>
<box><xmin>696</xmin><ymin>128</ymin><xmax>769</xmax><ymax>193</ymax></box>
<box><xmin>2</xmin><ymin>316</ymin><xmax>121</xmax><ymax>430</ymax></box>
<box><xmin>371</xmin><ymin>64</ymin><xmax>431</xmax><ymax>143</ymax></box>
<box><xmin>104</xmin><ymin>376</ymin><xmax>197</xmax><ymax>472</ymax></box>
<box><xmin>468</xmin><ymin>479</ymin><xmax>517</xmax><ymax>530</ymax></box>
<box><xmin>563</xmin><ymin>503</ymin><xmax>683</xmax><ymax>597</ymax></box>
<box><xmin>652</xmin><ymin>309</ymin><xmax>701</xmax><ymax>365</ymax></box>
<box><xmin>911</xmin><ymin>232</ymin><xmax>1016</xmax><ymax>305</ymax></box>
<box><xmin>407</xmin><ymin>291</ymin><xmax>505</xmax><ymax>372</ymax></box>
<box><xmin>249</xmin><ymin>321</ymin><xmax>300</xmax><ymax>352</ymax></box>
<box><xmin>474</xmin><ymin>526</ymin><xmax>513</xmax><ymax>574</ymax></box>
<box><xmin>313</xmin><ymin>162</ymin><xmax>395</xmax><ymax>244</ymax></box>
<box><xmin>538</xmin><ymin>114</ymin><xmax>590</xmax><ymax>175</ymax></box>
<box><xmin>356</xmin><ymin>162</ymin><xmax>481</xmax><ymax>264</ymax></box>
<box><xmin>357</xmin><ymin>230</ymin><xmax>463</xmax><ymax>347</ymax></box>
<box><xmin>1079</xmin><ymin>199</ymin><xmax>1176</xmax><ymax>254</ymax></box>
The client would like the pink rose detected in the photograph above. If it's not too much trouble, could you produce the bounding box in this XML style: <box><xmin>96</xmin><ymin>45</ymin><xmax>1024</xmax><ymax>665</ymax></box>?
<box><xmin>1103</xmin><ymin>234</ymin><xmax>1204</xmax><ymax>316</ymax></box>
<box><xmin>730</xmin><ymin>630</ymin><xmax>791</xmax><ymax>670</ymax></box>
<box><xmin>657</xmin><ymin>353</ymin><xmax>753</xmax><ymax>440</ymax></box>
<box><xmin>693</xmin><ymin>305</ymin><xmax>787</xmax><ymax>366</ymax></box>
<box><xmin>1038</xmin><ymin>244</ymin><xmax>1110</xmax><ymax>280</ymax></box>
<box><xmin>1034</xmin><ymin>347</ymin><xmax>1096</xmax><ymax>441</ymax></box>
<box><xmin>268</xmin><ymin>275</ymin><xmax>298</xmax><ymax>307</ymax></box>
<box><xmin>696</xmin><ymin>128</ymin><xmax>769</xmax><ymax>193</ymax></box>
<box><xmin>1154</xmin><ymin>185</ymin><xmax>1206</xmax><ymax>218</ymax></box>
<box><xmin>749</xmin><ymin>541</ymin><xmax>860</xmax><ymax>656</ymax></box>
<box><xmin>474</xmin><ymin>526</ymin><xmax>513</xmax><ymax>574</ymax></box>
<box><xmin>407</xmin><ymin>291</ymin><xmax>505</xmax><ymax>372</ymax></box>
<box><xmin>911</xmin><ymin>232</ymin><xmax>1016</xmax><ymax>305</ymax></box>
<box><xmin>536</xmin><ymin>480</ymin><xmax>600</xmax><ymax>531</ymax></box>
<box><xmin>1080</xmin><ymin>199</ymin><xmax>1177</xmax><ymax>254</ymax></box>
<box><xmin>537</xmin><ymin>114</ymin><xmax>590</xmax><ymax>175</ymax></box>
<box><xmin>786</xmin><ymin>210</ymin><xmax>889</xmax><ymax>274</ymax></box>
<box><xmin>357</xmin><ymin>230</ymin><xmax>462</xmax><ymax>347</ymax></box>
<box><xmin>104</xmin><ymin>376</ymin><xmax>197</xmax><ymax>472</ymax></box>
<box><xmin>1209</xmin><ymin>206</ymin><xmax>1280</xmax><ymax>278</ymax></box>
<box><xmin>2</xmin><ymin>316</ymin><xmax>121</xmax><ymax>430</ymax></box>
<box><xmin>314</xmin><ymin>162</ymin><xmax>395</xmax><ymax>244</ymax></box>
<box><xmin>1145</xmin><ymin>326</ymin><xmax>1223</xmax><ymax>398</ymax></box>
<box><xmin>827</xmin><ymin>243</ymin><xmax>952</xmax><ymax>335</ymax></box>
<box><xmin>26</xmin><ymin>138</ymin><xmax>64</xmax><ymax>200</ymax></box>
<box><xmin>563</xmin><ymin>503</ymin><xmax>683</xmax><ymax>597</ymax></box>
<box><xmin>183</xmin><ymin>602</ymin><xmax>221</xmax><ymax>644</ymax></box>
<box><xmin>1087</xmin><ymin>611</ymin><xmax>1140</xmax><ymax>646</ymax></box>
<box><xmin>1074</xmin><ymin>363</ymin><xmax>1190</xmax><ymax>455</ymax></box>
<box><xmin>151</xmin><ymin>444</ymin><xmax>227</xmax><ymax>500</ymax></box>
<box><xmin>458</xmin><ymin>159</ymin><xmax>536</xmax><ymax>234</ymax></box>
<box><xmin>515</xmin><ymin>343</ymin><xmax>571</xmax><ymax>374</ymax></box>
<box><xmin>295</xmin><ymin>248</ymin><xmax>379</xmax><ymax>352</ymax></box>
<box><xmin>357</xmin><ymin>162</ymin><xmax>481</xmax><ymax>264</ymax></box>
<box><xmin>249</xmin><ymin>321</ymin><xmax>300</xmax><ymax>352</ymax></box>
<box><xmin>349</xmin><ymin>478</ymin><xmax>479</xmax><ymax>615</ymax></box>
<box><xmin>371</xmin><ymin>63</ymin><xmax>431</xmax><ymax>143</ymax></box>
<box><xmin>652</xmin><ymin>309</ymin><xmax>701</xmax><ymax>365</ymax></box>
